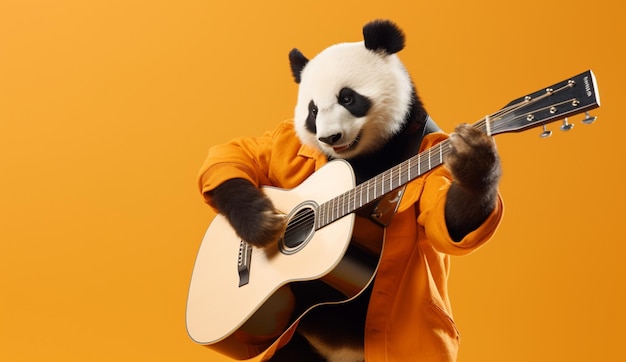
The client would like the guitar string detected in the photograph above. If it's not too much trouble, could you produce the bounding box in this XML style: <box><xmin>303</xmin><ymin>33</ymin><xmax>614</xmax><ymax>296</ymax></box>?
<box><xmin>348</xmin><ymin>95</ymin><xmax>579</xmax><ymax>196</ymax></box>
<box><xmin>311</xmin><ymin>122</ymin><xmax>519</xmax><ymax>228</ymax></box>
<box><xmin>287</xmin><ymin>88</ymin><xmax>578</xmax><ymax>232</ymax></box>
<box><xmin>243</xmin><ymin>81</ymin><xmax>589</xmax><ymax>252</ymax></box>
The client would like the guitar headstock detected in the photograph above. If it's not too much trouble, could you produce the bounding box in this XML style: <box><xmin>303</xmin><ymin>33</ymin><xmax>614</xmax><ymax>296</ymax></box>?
<box><xmin>489</xmin><ymin>70</ymin><xmax>600</xmax><ymax>136</ymax></box>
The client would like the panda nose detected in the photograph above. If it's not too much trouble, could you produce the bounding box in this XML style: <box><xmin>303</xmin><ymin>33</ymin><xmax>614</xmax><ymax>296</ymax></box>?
<box><xmin>318</xmin><ymin>133</ymin><xmax>342</xmax><ymax>145</ymax></box>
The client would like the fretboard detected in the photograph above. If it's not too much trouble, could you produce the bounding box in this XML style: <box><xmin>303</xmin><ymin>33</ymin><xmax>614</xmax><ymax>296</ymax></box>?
<box><xmin>315</xmin><ymin>121</ymin><xmax>489</xmax><ymax>229</ymax></box>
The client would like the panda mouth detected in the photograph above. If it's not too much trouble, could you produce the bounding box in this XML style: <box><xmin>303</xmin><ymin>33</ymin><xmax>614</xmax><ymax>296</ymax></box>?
<box><xmin>332</xmin><ymin>134</ymin><xmax>361</xmax><ymax>153</ymax></box>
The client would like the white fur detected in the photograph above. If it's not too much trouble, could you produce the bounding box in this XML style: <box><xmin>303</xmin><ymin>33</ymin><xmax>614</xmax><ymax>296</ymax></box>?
<box><xmin>294</xmin><ymin>41</ymin><xmax>413</xmax><ymax>159</ymax></box>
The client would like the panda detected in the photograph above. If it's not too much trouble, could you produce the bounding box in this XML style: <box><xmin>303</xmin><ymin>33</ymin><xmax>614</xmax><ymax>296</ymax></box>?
<box><xmin>288</xmin><ymin>19</ymin><xmax>423</xmax><ymax>183</ymax></box>
<box><xmin>207</xmin><ymin>19</ymin><xmax>502</xmax><ymax>362</ymax></box>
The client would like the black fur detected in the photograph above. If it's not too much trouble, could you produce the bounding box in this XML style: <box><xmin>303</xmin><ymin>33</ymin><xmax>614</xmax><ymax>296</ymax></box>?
<box><xmin>305</xmin><ymin>100</ymin><xmax>317</xmax><ymax>134</ymax></box>
<box><xmin>289</xmin><ymin>48</ymin><xmax>309</xmax><ymax>84</ymax></box>
<box><xmin>348</xmin><ymin>88</ymin><xmax>428</xmax><ymax>183</ymax></box>
<box><xmin>362</xmin><ymin>19</ymin><xmax>405</xmax><ymax>54</ymax></box>
<box><xmin>338</xmin><ymin>87</ymin><xmax>372</xmax><ymax>118</ymax></box>
<box><xmin>208</xmin><ymin>178</ymin><xmax>284</xmax><ymax>248</ymax></box>
<box><xmin>444</xmin><ymin>124</ymin><xmax>501</xmax><ymax>241</ymax></box>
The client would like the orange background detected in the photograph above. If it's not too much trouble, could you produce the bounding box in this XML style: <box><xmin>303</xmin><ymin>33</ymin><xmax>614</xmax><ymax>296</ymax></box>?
<box><xmin>1</xmin><ymin>1</ymin><xmax>624</xmax><ymax>361</ymax></box>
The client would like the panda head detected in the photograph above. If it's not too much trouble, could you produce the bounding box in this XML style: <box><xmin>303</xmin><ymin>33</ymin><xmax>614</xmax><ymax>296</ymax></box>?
<box><xmin>289</xmin><ymin>19</ymin><xmax>415</xmax><ymax>160</ymax></box>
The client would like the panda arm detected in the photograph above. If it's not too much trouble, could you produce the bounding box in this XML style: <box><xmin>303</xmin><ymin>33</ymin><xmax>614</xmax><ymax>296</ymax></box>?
<box><xmin>209</xmin><ymin>178</ymin><xmax>285</xmax><ymax>248</ymax></box>
<box><xmin>198</xmin><ymin>125</ymin><xmax>286</xmax><ymax>247</ymax></box>
<box><xmin>417</xmin><ymin>164</ymin><xmax>502</xmax><ymax>255</ymax></box>
<box><xmin>198</xmin><ymin>135</ymin><xmax>273</xmax><ymax>204</ymax></box>
<box><xmin>444</xmin><ymin>182</ymin><xmax>500</xmax><ymax>242</ymax></box>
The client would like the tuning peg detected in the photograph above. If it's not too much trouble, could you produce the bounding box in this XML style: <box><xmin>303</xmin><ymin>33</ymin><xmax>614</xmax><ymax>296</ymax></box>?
<box><xmin>540</xmin><ymin>124</ymin><xmax>552</xmax><ymax>138</ymax></box>
<box><xmin>582</xmin><ymin>112</ymin><xmax>597</xmax><ymax>124</ymax></box>
<box><xmin>560</xmin><ymin>117</ymin><xmax>574</xmax><ymax>131</ymax></box>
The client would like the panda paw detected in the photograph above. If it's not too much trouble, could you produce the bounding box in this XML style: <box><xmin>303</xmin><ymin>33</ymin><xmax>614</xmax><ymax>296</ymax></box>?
<box><xmin>445</xmin><ymin>123</ymin><xmax>501</xmax><ymax>192</ymax></box>
<box><xmin>209</xmin><ymin>179</ymin><xmax>286</xmax><ymax>248</ymax></box>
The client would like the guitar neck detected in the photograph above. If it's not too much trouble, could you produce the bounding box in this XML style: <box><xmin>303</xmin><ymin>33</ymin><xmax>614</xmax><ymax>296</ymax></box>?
<box><xmin>315</xmin><ymin>137</ymin><xmax>452</xmax><ymax>229</ymax></box>
<box><xmin>316</xmin><ymin>70</ymin><xmax>600</xmax><ymax>229</ymax></box>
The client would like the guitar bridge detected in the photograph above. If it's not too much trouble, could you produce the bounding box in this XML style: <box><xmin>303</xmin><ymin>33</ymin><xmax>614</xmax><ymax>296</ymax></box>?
<box><xmin>238</xmin><ymin>240</ymin><xmax>253</xmax><ymax>287</ymax></box>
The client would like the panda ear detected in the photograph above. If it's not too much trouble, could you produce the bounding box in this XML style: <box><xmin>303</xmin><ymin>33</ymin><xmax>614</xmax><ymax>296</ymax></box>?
<box><xmin>362</xmin><ymin>19</ymin><xmax>405</xmax><ymax>55</ymax></box>
<box><xmin>289</xmin><ymin>48</ymin><xmax>309</xmax><ymax>84</ymax></box>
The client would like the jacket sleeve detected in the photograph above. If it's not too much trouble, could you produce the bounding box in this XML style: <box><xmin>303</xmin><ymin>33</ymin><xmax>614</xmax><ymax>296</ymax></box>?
<box><xmin>408</xmin><ymin>133</ymin><xmax>503</xmax><ymax>256</ymax></box>
<box><xmin>197</xmin><ymin>124</ymin><xmax>282</xmax><ymax>209</ymax></box>
<box><xmin>416</xmin><ymin>165</ymin><xmax>504</xmax><ymax>255</ymax></box>
<box><xmin>197</xmin><ymin>120</ymin><xmax>326</xmax><ymax>211</ymax></box>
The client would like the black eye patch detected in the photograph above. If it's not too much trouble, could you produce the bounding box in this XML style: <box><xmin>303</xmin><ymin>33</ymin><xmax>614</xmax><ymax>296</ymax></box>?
<box><xmin>305</xmin><ymin>100</ymin><xmax>317</xmax><ymax>133</ymax></box>
<box><xmin>338</xmin><ymin>87</ymin><xmax>371</xmax><ymax>118</ymax></box>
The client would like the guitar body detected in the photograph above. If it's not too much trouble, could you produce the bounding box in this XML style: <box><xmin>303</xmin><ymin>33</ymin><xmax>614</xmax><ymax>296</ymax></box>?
<box><xmin>186</xmin><ymin>159</ymin><xmax>385</xmax><ymax>360</ymax></box>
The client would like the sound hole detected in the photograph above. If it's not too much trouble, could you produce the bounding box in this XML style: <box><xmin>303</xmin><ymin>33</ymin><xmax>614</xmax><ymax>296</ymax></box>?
<box><xmin>279</xmin><ymin>202</ymin><xmax>316</xmax><ymax>255</ymax></box>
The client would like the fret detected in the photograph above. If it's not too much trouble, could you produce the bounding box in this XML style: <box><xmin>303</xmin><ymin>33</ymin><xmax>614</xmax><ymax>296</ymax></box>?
<box><xmin>373</xmin><ymin>179</ymin><xmax>377</xmax><ymax>200</ymax></box>
<box><xmin>393</xmin><ymin>165</ymin><xmax>397</xmax><ymax>190</ymax></box>
<box><xmin>339</xmin><ymin>195</ymin><xmax>344</xmax><ymax>219</ymax></box>
<box><xmin>396</xmin><ymin>164</ymin><xmax>401</xmax><ymax>188</ymax></box>
<box><xmin>327</xmin><ymin>201</ymin><xmax>332</xmax><ymax>225</ymax></box>
<box><xmin>348</xmin><ymin>190</ymin><xmax>352</xmax><ymax>212</ymax></box>
<box><xmin>397</xmin><ymin>163</ymin><xmax>402</xmax><ymax>186</ymax></box>
<box><xmin>408</xmin><ymin>157</ymin><xmax>413</xmax><ymax>180</ymax></box>
<box><xmin>318</xmin><ymin>205</ymin><xmax>322</xmax><ymax>227</ymax></box>
<box><xmin>373</xmin><ymin>178</ymin><xmax>377</xmax><ymax>199</ymax></box>
<box><xmin>339</xmin><ymin>193</ymin><xmax>343</xmax><ymax>219</ymax></box>
<box><xmin>349</xmin><ymin>188</ymin><xmax>354</xmax><ymax>212</ymax></box>
<box><xmin>381</xmin><ymin>172</ymin><xmax>386</xmax><ymax>195</ymax></box>
<box><xmin>338</xmin><ymin>196</ymin><xmax>342</xmax><ymax>219</ymax></box>
<box><xmin>418</xmin><ymin>153</ymin><xmax>421</xmax><ymax>175</ymax></box>
<box><xmin>381</xmin><ymin>176</ymin><xmax>385</xmax><ymax>196</ymax></box>
<box><xmin>428</xmin><ymin>147</ymin><xmax>431</xmax><ymax>170</ymax></box>
<box><xmin>315</xmin><ymin>208</ymin><xmax>319</xmax><ymax>228</ymax></box>
<box><xmin>394</xmin><ymin>164</ymin><xmax>398</xmax><ymax>189</ymax></box>
<box><xmin>439</xmin><ymin>143</ymin><xmax>442</xmax><ymax>164</ymax></box>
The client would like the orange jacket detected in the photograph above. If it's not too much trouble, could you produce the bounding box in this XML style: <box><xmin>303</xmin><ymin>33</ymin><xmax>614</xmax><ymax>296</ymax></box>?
<box><xmin>198</xmin><ymin>119</ymin><xmax>504</xmax><ymax>361</ymax></box>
